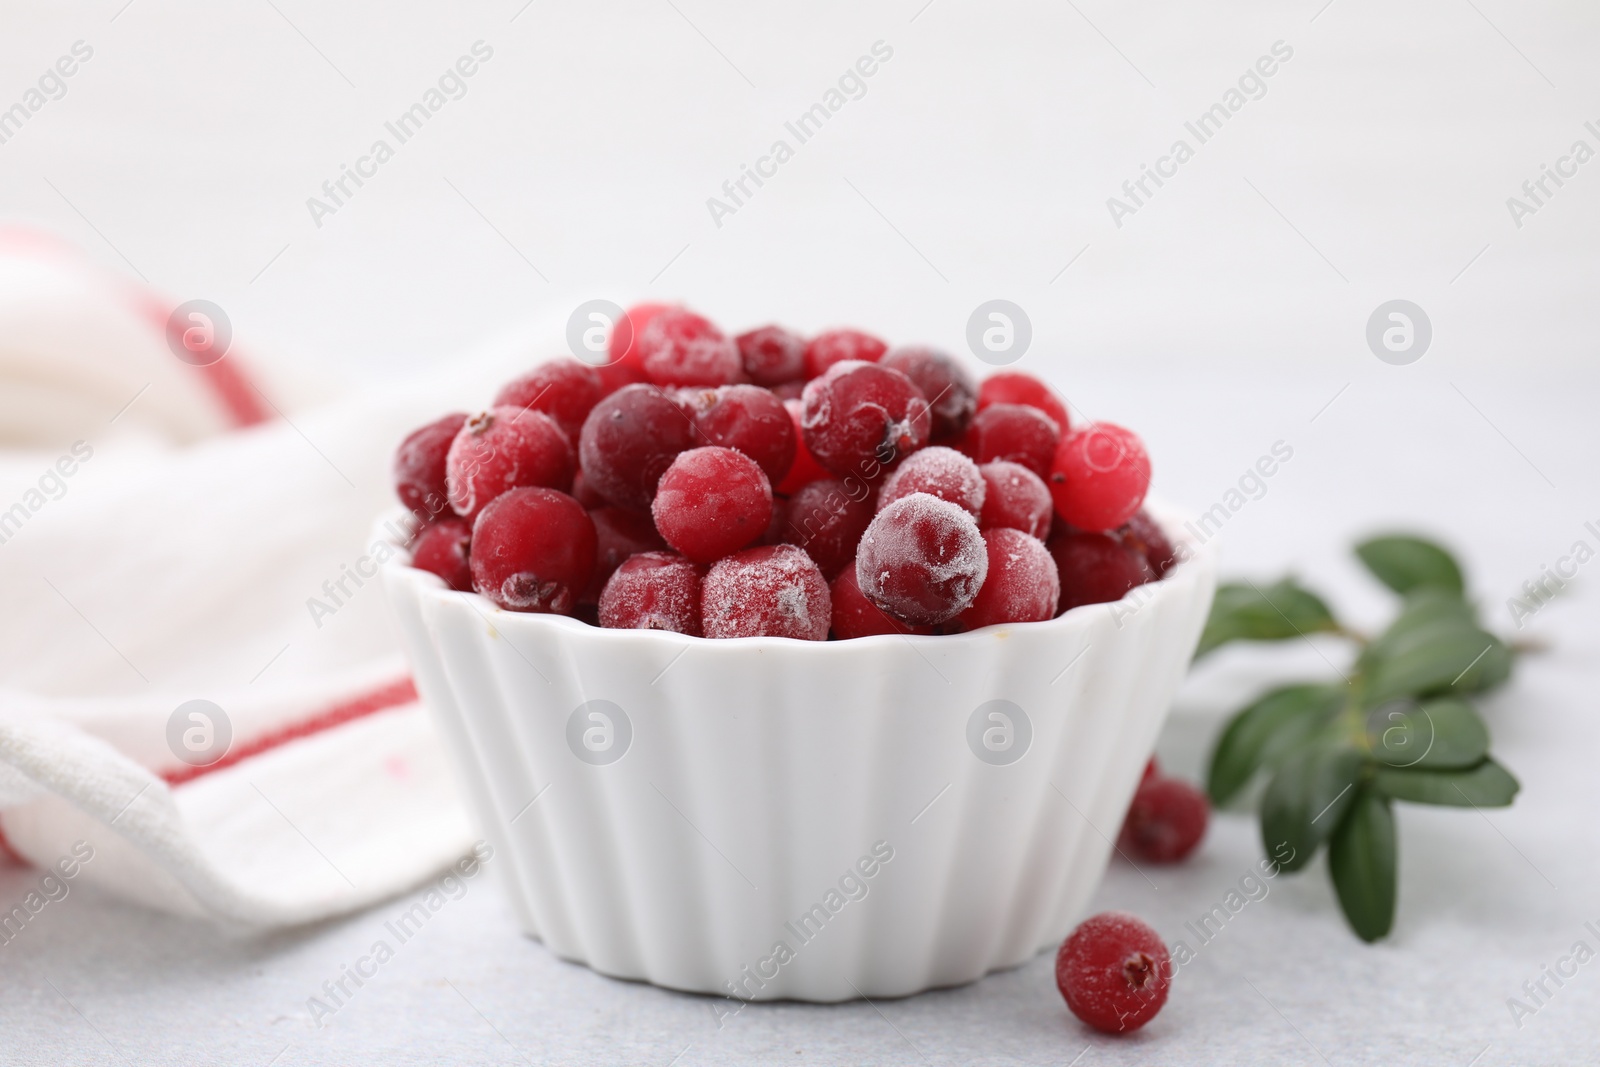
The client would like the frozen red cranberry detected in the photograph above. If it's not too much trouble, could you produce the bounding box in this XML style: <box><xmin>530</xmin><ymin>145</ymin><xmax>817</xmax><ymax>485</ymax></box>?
<box><xmin>1051</xmin><ymin>423</ymin><xmax>1152</xmax><ymax>532</ymax></box>
<box><xmin>410</xmin><ymin>518</ymin><xmax>472</xmax><ymax>591</ymax></box>
<box><xmin>584</xmin><ymin>505</ymin><xmax>666</xmax><ymax>601</ymax></box>
<box><xmin>880</xmin><ymin>346</ymin><xmax>976</xmax><ymax>443</ymax></box>
<box><xmin>978</xmin><ymin>370</ymin><xmax>1069</xmax><ymax>435</ymax></box>
<box><xmin>597</xmin><ymin>302</ymin><xmax>670</xmax><ymax>395</ymax></box>
<box><xmin>957</xmin><ymin>528</ymin><xmax>1059</xmax><ymax>629</ymax></box>
<box><xmin>446</xmin><ymin>407</ymin><xmax>575</xmax><ymax>523</ymax></box>
<box><xmin>960</xmin><ymin>403</ymin><xmax>1059</xmax><ymax>479</ymax></box>
<box><xmin>736</xmin><ymin>325</ymin><xmax>806</xmax><ymax>387</ymax></box>
<box><xmin>394</xmin><ymin>413</ymin><xmax>468</xmax><ymax>523</ymax></box>
<box><xmin>651</xmin><ymin>447</ymin><xmax>774</xmax><ymax>564</ymax></box>
<box><xmin>598</xmin><ymin>551</ymin><xmax>702</xmax><ymax>635</ymax></box>
<box><xmin>470</xmin><ymin>488</ymin><xmax>596</xmax><ymax>614</ymax></box>
<box><xmin>804</xmin><ymin>328</ymin><xmax>887</xmax><ymax>379</ymax></box>
<box><xmin>578</xmin><ymin>384</ymin><xmax>697</xmax><ymax>512</ymax></box>
<box><xmin>1055</xmin><ymin>912</ymin><xmax>1172</xmax><ymax>1034</ymax></box>
<box><xmin>1119</xmin><ymin>509</ymin><xmax>1177</xmax><ymax>577</ymax></box>
<box><xmin>776</xmin><ymin>399</ymin><xmax>830</xmax><ymax>495</ymax></box>
<box><xmin>637</xmin><ymin>307</ymin><xmax>741</xmax><ymax>387</ymax></box>
<box><xmin>801</xmin><ymin>362</ymin><xmax>930</xmax><ymax>479</ymax></box>
<box><xmin>493</xmin><ymin>359</ymin><xmax>603</xmax><ymax>443</ymax></box>
<box><xmin>857</xmin><ymin>493</ymin><xmax>988</xmax><ymax>625</ymax></box>
<box><xmin>978</xmin><ymin>461</ymin><xmax>1052</xmax><ymax>540</ymax></box>
<box><xmin>680</xmin><ymin>384</ymin><xmax>796</xmax><ymax>485</ymax></box>
<box><xmin>702</xmin><ymin>544</ymin><xmax>831</xmax><ymax>640</ymax></box>
<box><xmin>1049</xmin><ymin>530</ymin><xmax>1154</xmax><ymax>613</ymax></box>
<box><xmin>1119</xmin><ymin>777</ymin><xmax>1209</xmax><ymax>864</ymax></box>
<box><xmin>830</xmin><ymin>563</ymin><xmax>932</xmax><ymax>638</ymax></box>
<box><xmin>877</xmin><ymin>446</ymin><xmax>985</xmax><ymax>519</ymax></box>
<box><xmin>780</xmin><ymin>478</ymin><xmax>875</xmax><ymax>579</ymax></box>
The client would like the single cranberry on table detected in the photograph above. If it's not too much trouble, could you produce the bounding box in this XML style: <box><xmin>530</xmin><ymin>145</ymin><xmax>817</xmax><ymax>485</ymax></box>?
<box><xmin>652</xmin><ymin>447</ymin><xmax>774</xmax><ymax>564</ymax></box>
<box><xmin>637</xmin><ymin>307</ymin><xmax>742</xmax><ymax>387</ymax></box>
<box><xmin>578</xmin><ymin>383</ymin><xmax>698</xmax><ymax>512</ymax></box>
<box><xmin>957</xmin><ymin>527</ymin><xmax>1060</xmax><ymax>630</ymax></box>
<box><xmin>780</xmin><ymin>477</ymin><xmax>876</xmax><ymax>580</ymax></box>
<box><xmin>776</xmin><ymin>398</ymin><xmax>830</xmax><ymax>495</ymax></box>
<box><xmin>584</xmin><ymin>505</ymin><xmax>666</xmax><ymax>601</ymax></box>
<box><xmin>1048</xmin><ymin>529</ymin><xmax>1155</xmax><ymax>614</ymax></box>
<box><xmin>959</xmin><ymin>403</ymin><xmax>1060</xmax><ymax>479</ymax></box>
<box><xmin>680</xmin><ymin>383</ymin><xmax>796</xmax><ymax>485</ymax></box>
<box><xmin>394</xmin><ymin>412</ymin><xmax>467</xmax><ymax>523</ymax></box>
<box><xmin>410</xmin><ymin>517</ymin><xmax>472</xmax><ymax>592</ymax></box>
<box><xmin>977</xmin><ymin>460</ymin><xmax>1053</xmax><ymax>540</ymax></box>
<box><xmin>493</xmin><ymin>359</ymin><xmax>603</xmax><ymax>443</ymax></box>
<box><xmin>801</xmin><ymin>361</ymin><xmax>931</xmax><ymax>479</ymax></box>
<box><xmin>877</xmin><ymin>446</ymin><xmax>986</xmax><ymax>519</ymax></box>
<box><xmin>469</xmin><ymin>487</ymin><xmax>596</xmax><ymax>614</ymax></box>
<box><xmin>978</xmin><ymin>370</ymin><xmax>1069</xmax><ymax>435</ymax></box>
<box><xmin>880</xmin><ymin>345</ymin><xmax>976</xmax><ymax>443</ymax></box>
<box><xmin>830</xmin><ymin>563</ymin><xmax>933</xmax><ymax>638</ymax></box>
<box><xmin>736</xmin><ymin>325</ymin><xmax>806</xmax><ymax>387</ymax></box>
<box><xmin>1049</xmin><ymin>422</ymin><xmax>1151</xmax><ymax>532</ymax></box>
<box><xmin>599</xmin><ymin>551</ymin><xmax>703</xmax><ymax>635</ymax></box>
<box><xmin>446</xmin><ymin>407</ymin><xmax>575</xmax><ymax>523</ymax></box>
<box><xmin>803</xmin><ymin>328</ymin><xmax>887</xmax><ymax>379</ymax></box>
<box><xmin>701</xmin><ymin>544</ymin><xmax>832</xmax><ymax>640</ymax></box>
<box><xmin>856</xmin><ymin>493</ymin><xmax>989</xmax><ymax>626</ymax></box>
<box><xmin>1119</xmin><ymin>775</ymin><xmax>1208</xmax><ymax>864</ymax></box>
<box><xmin>1119</xmin><ymin>509</ymin><xmax>1178</xmax><ymax>577</ymax></box>
<box><xmin>1056</xmin><ymin>912</ymin><xmax>1172</xmax><ymax>1034</ymax></box>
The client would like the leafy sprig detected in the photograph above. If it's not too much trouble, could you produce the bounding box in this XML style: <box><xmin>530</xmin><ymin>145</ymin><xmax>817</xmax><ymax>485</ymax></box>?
<box><xmin>1198</xmin><ymin>534</ymin><xmax>1522</xmax><ymax>942</ymax></box>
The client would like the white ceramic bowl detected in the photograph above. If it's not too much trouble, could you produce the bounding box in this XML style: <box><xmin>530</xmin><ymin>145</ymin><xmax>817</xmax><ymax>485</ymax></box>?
<box><xmin>381</xmin><ymin>503</ymin><xmax>1216</xmax><ymax>1002</ymax></box>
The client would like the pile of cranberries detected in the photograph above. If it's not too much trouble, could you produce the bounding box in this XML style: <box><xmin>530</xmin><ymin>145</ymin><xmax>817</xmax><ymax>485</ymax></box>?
<box><xmin>393</xmin><ymin>303</ymin><xmax>1174</xmax><ymax>639</ymax></box>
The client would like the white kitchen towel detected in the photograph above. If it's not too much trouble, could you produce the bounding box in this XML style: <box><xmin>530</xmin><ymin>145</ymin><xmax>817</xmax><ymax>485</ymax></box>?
<box><xmin>0</xmin><ymin>227</ymin><xmax>553</xmax><ymax>926</ymax></box>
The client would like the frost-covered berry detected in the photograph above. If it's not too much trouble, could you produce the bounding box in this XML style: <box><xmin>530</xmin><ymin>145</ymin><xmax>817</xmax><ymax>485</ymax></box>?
<box><xmin>780</xmin><ymin>478</ymin><xmax>875</xmax><ymax>580</ymax></box>
<box><xmin>637</xmin><ymin>307</ymin><xmax>741</xmax><ymax>387</ymax></box>
<box><xmin>977</xmin><ymin>460</ymin><xmax>1052</xmax><ymax>540</ymax></box>
<box><xmin>877</xmin><ymin>446</ymin><xmax>985</xmax><ymax>519</ymax></box>
<box><xmin>801</xmin><ymin>361</ymin><xmax>930</xmax><ymax>479</ymax></box>
<box><xmin>957</xmin><ymin>528</ymin><xmax>1059</xmax><ymax>629</ymax></box>
<box><xmin>880</xmin><ymin>346</ymin><xmax>976</xmax><ymax>443</ymax></box>
<box><xmin>469</xmin><ymin>488</ymin><xmax>596</xmax><ymax>614</ymax></box>
<box><xmin>680</xmin><ymin>383</ymin><xmax>796</xmax><ymax>485</ymax></box>
<box><xmin>410</xmin><ymin>518</ymin><xmax>472</xmax><ymax>591</ymax></box>
<box><xmin>736</xmin><ymin>325</ymin><xmax>806</xmax><ymax>387</ymax></box>
<box><xmin>493</xmin><ymin>359</ymin><xmax>603</xmax><ymax>442</ymax></box>
<box><xmin>960</xmin><ymin>403</ymin><xmax>1059</xmax><ymax>479</ymax></box>
<box><xmin>856</xmin><ymin>493</ymin><xmax>988</xmax><ymax>626</ymax></box>
<box><xmin>446</xmin><ymin>407</ymin><xmax>575</xmax><ymax>523</ymax></box>
<box><xmin>598</xmin><ymin>551</ymin><xmax>702</xmax><ymax>635</ymax></box>
<box><xmin>1055</xmin><ymin>912</ymin><xmax>1172</xmax><ymax>1034</ymax></box>
<box><xmin>803</xmin><ymin>328</ymin><xmax>886</xmax><ymax>379</ymax></box>
<box><xmin>394</xmin><ymin>412</ymin><xmax>467</xmax><ymax>523</ymax></box>
<box><xmin>701</xmin><ymin>544</ymin><xmax>831</xmax><ymax>640</ymax></box>
<box><xmin>652</xmin><ymin>447</ymin><xmax>774</xmax><ymax>564</ymax></box>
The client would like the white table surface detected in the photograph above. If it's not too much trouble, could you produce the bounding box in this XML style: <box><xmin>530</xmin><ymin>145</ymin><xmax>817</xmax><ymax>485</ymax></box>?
<box><xmin>3</xmin><ymin>1</ymin><xmax>1599</xmax><ymax>1063</ymax></box>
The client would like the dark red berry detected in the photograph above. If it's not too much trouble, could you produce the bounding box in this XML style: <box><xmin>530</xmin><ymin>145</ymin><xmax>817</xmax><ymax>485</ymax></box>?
<box><xmin>446</xmin><ymin>407</ymin><xmax>575</xmax><ymax>523</ymax></box>
<box><xmin>597</xmin><ymin>302</ymin><xmax>670</xmax><ymax>395</ymax></box>
<box><xmin>960</xmin><ymin>403</ymin><xmax>1059</xmax><ymax>479</ymax></box>
<box><xmin>803</xmin><ymin>328</ymin><xmax>886</xmax><ymax>379</ymax></box>
<box><xmin>410</xmin><ymin>518</ymin><xmax>472</xmax><ymax>591</ymax></box>
<box><xmin>771</xmin><ymin>380</ymin><xmax>806</xmax><ymax>402</ymax></box>
<box><xmin>801</xmin><ymin>361</ymin><xmax>930</xmax><ymax>479</ymax></box>
<box><xmin>598</xmin><ymin>551</ymin><xmax>702</xmax><ymax>635</ymax></box>
<box><xmin>584</xmin><ymin>505</ymin><xmax>666</xmax><ymax>601</ymax></box>
<box><xmin>394</xmin><ymin>413</ymin><xmax>467</xmax><ymax>523</ymax></box>
<box><xmin>578</xmin><ymin>383</ymin><xmax>697</xmax><ymax>512</ymax></box>
<box><xmin>978</xmin><ymin>370</ymin><xmax>1069</xmax><ymax>435</ymax></box>
<box><xmin>701</xmin><ymin>544</ymin><xmax>831</xmax><ymax>640</ymax></box>
<box><xmin>856</xmin><ymin>493</ymin><xmax>988</xmax><ymax>626</ymax></box>
<box><xmin>470</xmin><ymin>488</ymin><xmax>596</xmax><ymax>614</ymax></box>
<box><xmin>977</xmin><ymin>460</ymin><xmax>1052</xmax><ymax>540</ymax></box>
<box><xmin>680</xmin><ymin>384</ymin><xmax>796</xmax><ymax>485</ymax></box>
<box><xmin>1049</xmin><ymin>423</ymin><xmax>1151</xmax><ymax>533</ymax></box>
<box><xmin>651</xmin><ymin>447</ymin><xmax>774</xmax><ymax>564</ymax></box>
<box><xmin>830</xmin><ymin>562</ymin><xmax>932</xmax><ymax>638</ymax></box>
<box><xmin>776</xmin><ymin>399</ymin><xmax>830</xmax><ymax>495</ymax></box>
<box><xmin>880</xmin><ymin>346</ymin><xmax>976</xmax><ymax>443</ymax></box>
<box><xmin>571</xmin><ymin>467</ymin><xmax>608</xmax><ymax>509</ymax></box>
<box><xmin>493</xmin><ymin>359</ymin><xmax>603</xmax><ymax>443</ymax></box>
<box><xmin>1118</xmin><ymin>777</ymin><xmax>1209</xmax><ymax>864</ymax></box>
<box><xmin>957</xmin><ymin>528</ymin><xmax>1059</xmax><ymax>629</ymax></box>
<box><xmin>1055</xmin><ymin>912</ymin><xmax>1172</xmax><ymax>1034</ymax></box>
<box><xmin>780</xmin><ymin>478</ymin><xmax>875</xmax><ymax>580</ymax></box>
<box><xmin>877</xmin><ymin>446</ymin><xmax>985</xmax><ymax>519</ymax></box>
<box><xmin>637</xmin><ymin>307</ymin><xmax>741</xmax><ymax>387</ymax></box>
<box><xmin>1118</xmin><ymin>509</ymin><xmax>1177</xmax><ymax>577</ymax></box>
<box><xmin>736</xmin><ymin>325</ymin><xmax>806</xmax><ymax>387</ymax></box>
<box><xmin>1048</xmin><ymin>530</ymin><xmax>1154</xmax><ymax>614</ymax></box>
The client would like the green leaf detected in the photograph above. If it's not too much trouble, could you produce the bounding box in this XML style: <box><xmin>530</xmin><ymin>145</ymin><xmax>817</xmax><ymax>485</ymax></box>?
<box><xmin>1260</xmin><ymin>745</ymin><xmax>1365</xmax><ymax>872</ymax></box>
<box><xmin>1207</xmin><ymin>684</ymin><xmax>1348</xmax><ymax>805</ymax></box>
<box><xmin>1355</xmin><ymin>535</ymin><xmax>1465</xmax><ymax>597</ymax></box>
<box><xmin>1329</xmin><ymin>787</ymin><xmax>1397</xmax><ymax>942</ymax></box>
<box><xmin>1362</xmin><ymin>620</ymin><xmax>1511</xmax><ymax>707</ymax></box>
<box><xmin>1369</xmin><ymin>698</ymin><xmax>1490</xmax><ymax>770</ymax></box>
<box><xmin>1373</xmin><ymin>758</ymin><xmax>1519</xmax><ymax>807</ymax></box>
<box><xmin>1375</xmin><ymin>588</ymin><xmax>1478</xmax><ymax>646</ymax></box>
<box><xmin>1196</xmin><ymin>578</ymin><xmax>1340</xmax><ymax>657</ymax></box>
